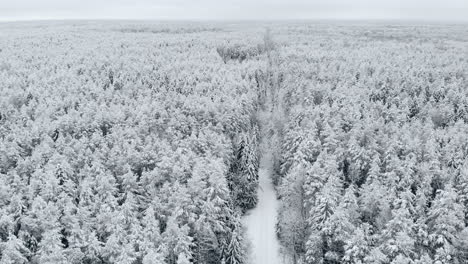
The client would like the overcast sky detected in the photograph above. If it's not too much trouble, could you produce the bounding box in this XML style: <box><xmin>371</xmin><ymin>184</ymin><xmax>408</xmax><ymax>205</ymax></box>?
<box><xmin>1</xmin><ymin>0</ymin><xmax>468</xmax><ymax>22</ymax></box>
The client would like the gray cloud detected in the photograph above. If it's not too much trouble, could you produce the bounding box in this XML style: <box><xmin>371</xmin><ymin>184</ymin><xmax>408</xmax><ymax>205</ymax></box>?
<box><xmin>1</xmin><ymin>0</ymin><xmax>467</xmax><ymax>21</ymax></box>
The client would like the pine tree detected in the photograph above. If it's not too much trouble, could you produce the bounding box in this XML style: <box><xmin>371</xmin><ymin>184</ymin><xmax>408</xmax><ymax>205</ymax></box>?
<box><xmin>308</xmin><ymin>168</ymin><xmax>343</xmax><ymax>231</ymax></box>
<box><xmin>77</xmin><ymin>229</ymin><xmax>103</xmax><ymax>264</ymax></box>
<box><xmin>142</xmin><ymin>248</ymin><xmax>166</xmax><ymax>264</ymax></box>
<box><xmin>324</xmin><ymin>185</ymin><xmax>360</xmax><ymax>262</ymax></box>
<box><xmin>428</xmin><ymin>187</ymin><xmax>465</xmax><ymax>263</ymax></box>
<box><xmin>305</xmin><ymin>231</ymin><xmax>323</xmax><ymax>264</ymax></box>
<box><xmin>229</xmin><ymin>130</ymin><xmax>259</xmax><ymax>211</ymax></box>
<box><xmin>224</xmin><ymin>214</ymin><xmax>247</xmax><ymax>264</ymax></box>
<box><xmin>36</xmin><ymin>228</ymin><xmax>68</xmax><ymax>264</ymax></box>
<box><xmin>114</xmin><ymin>242</ymin><xmax>138</xmax><ymax>264</ymax></box>
<box><xmin>205</xmin><ymin>158</ymin><xmax>231</xmax><ymax>234</ymax></box>
<box><xmin>0</xmin><ymin>233</ymin><xmax>29</xmax><ymax>264</ymax></box>
<box><xmin>359</xmin><ymin>157</ymin><xmax>392</xmax><ymax>229</ymax></box>
<box><xmin>164</xmin><ymin>216</ymin><xmax>194</xmax><ymax>264</ymax></box>
<box><xmin>140</xmin><ymin>205</ymin><xmax>164</xmax><ymax>257</ymax></box>
<box><xmin>102</xmin><ymin>221</ymin><xmax>125</xmax><ymax>263</ymax></box>
<box><xmin>455</xmin><ymin>162</ymin><xmax>468</xmax><ymax>224</ymax></box>
<box><xmin>305</xmin><ymin>159</ymin><xmax>343</xmax><ymax>263</ymax></box>
<box><xmin>342</xmin><ymin>225</ymin><xmax>371</xmax><ymax>264</ymax></box>
<box><xmin>188</xmin><ymin>157</ymin><xmax>230</xmax><ymax>263</ymax></box>
<box><xmin>277</xmin><ymin>163</ymin><xmax>307</xmax><ymax>260</ymax></box>
<box><xmin>303</xmin><ymin>155</ymin><xmax>326</xmax><ymax>211</ymax></box>
<box><xmin>322</xmin><ymin>122</ymin><xmax>340</xmax><ymax>155</ymax></box>
<box><xmin>378</xmin><ymin>192</ymin><xmax>417</xmax><ymax>262</ymax></box>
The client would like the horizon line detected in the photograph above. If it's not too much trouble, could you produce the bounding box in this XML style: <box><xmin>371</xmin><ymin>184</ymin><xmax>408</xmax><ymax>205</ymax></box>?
<box><xmin>1</xmin><ymin>17</ymin><xmax>468</xmax><ymax>24</ymax></box>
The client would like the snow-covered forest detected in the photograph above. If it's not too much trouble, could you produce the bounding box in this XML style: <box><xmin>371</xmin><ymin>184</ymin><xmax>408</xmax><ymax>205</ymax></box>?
<box><xmin>0</xmin><ymin>21</ymin><xmax>467</xmax><ymax>264</ymax></box>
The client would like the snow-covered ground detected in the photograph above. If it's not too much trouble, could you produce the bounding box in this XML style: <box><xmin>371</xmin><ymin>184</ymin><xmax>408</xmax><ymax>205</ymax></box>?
<box><xmin>243</xmin><ymin>148</ymin><xmax>281</xmax><ymax>264</ymax></box>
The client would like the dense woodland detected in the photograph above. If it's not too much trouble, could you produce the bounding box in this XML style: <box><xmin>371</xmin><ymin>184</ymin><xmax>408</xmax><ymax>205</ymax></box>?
<box><xmin>0</xmin><ymin>22</ymin><xmax>265</xmax><ymax>264</ymax></box>
<box><xmin>273</xmin><ymin>24</ymin><xmax>468</xmax><ymax>263</ymax></box>
<box><xmin>1</xmin><ymin>22</ymin><xmax>468</xmax><ymax>264</ymax></box>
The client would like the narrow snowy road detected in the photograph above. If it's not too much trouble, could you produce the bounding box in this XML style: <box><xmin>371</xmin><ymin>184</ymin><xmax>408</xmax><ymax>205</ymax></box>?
<box><xmin>242</xmin><ymin>148</ymin><xmax>281</xmax><ymax>264</ymax></box>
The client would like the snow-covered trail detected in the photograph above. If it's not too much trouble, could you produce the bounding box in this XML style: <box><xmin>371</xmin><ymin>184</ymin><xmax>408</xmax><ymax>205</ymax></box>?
<box><xmin>242</xmin><ymin>138</ymin><xmax>281</xmax><ymax>264</ymax></box>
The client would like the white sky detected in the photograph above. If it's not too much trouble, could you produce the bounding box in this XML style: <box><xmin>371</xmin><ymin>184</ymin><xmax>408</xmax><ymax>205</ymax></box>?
<box><xmin>1</xmin><ymin>0</ymin><xmax>468</xmax><ymax>22</ymax></box>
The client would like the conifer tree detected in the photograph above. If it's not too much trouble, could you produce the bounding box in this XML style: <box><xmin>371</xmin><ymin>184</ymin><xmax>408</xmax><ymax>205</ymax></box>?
<box><xmin>224</xmin><ymin>213</ymin><xmax>247</xmax><ymax>264</ymax></box>
<box><xmin>36</xmin><ymin>229</ymin><xmax>68</xmax><ymax>264</ymax></box>
<box><xmin>0</xmin><ymin>234</ymin><xmax>29</xmax><ymax>264</ymax></box>
<box><xmin>164</xmin><ymin>216</ymin><xmax>194</xmax><ymax>264</ymax></box>
<box><xmin>428</xmin><ymin>187</ymin><xmax>465</xmax><ymax>263</ymax></box>
<box><xmin>342</xmin><ymin>225</ymin><xmax>371</xmax><ymax>264</ymax></box>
